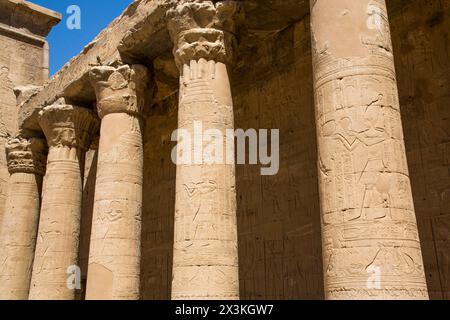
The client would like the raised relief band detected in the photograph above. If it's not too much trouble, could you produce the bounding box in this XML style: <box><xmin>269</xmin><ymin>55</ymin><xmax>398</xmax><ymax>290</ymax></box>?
<box><xmin>89</xmin><ymin>64</ymin><xmax>149</xmax><ymax>119</ymax></box>
<box><xmin>167</xmin><ymin>0</ymin><xmax>242</xmax><ymax>300</ymax></box>
<box><xmin>167</xmin><ymin>0</ymin><xmax>240</xmax><ymax>69</ymax></box>
<box><xmin>0</xmin><ymin>136</ymin><xmax>47</xmax><ymax>300</ymax></box>
<box><xmin>5</xmin><ymin>136</ymin><xmax>47</xmax><ymax>176</ymax></box>
<box><xmin>29</xmin><ymin>101</ymin><xmax>99</xmax><ymax>300</ymax></box>
<box><xmin>310</xmin><ymin>0</ymin><xmax>429</xmax><ymax>300</ymax></box>
<box><xmin>85</xmin><ymin>63</ymin><xmax>149</xmax><ymax>300</ymax></box>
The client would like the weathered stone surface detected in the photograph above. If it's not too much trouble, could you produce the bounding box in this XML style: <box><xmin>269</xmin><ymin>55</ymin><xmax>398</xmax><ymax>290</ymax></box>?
<box><xmin>0</xmin><ymin>0</ymin><xmax>449</xmax><ymax>301</ymax></box>
<box><xmin>0</xmin><ymin>0</ymin><xmax>60</xmax><ymax>257</ymax></box>
<box><xmin>310</xmin><ymin>0</ymin><xmax>428</xmax><ymax>300</ymax></box>
<box><xmin>0</xmin><ymin>0</ymin><xmax>61</xmax><ymax>37</ymax></box>
<box><xmin>167</xmin><ymin>0</ymin><xmax>241</xmax><ymax>300</ymax></box>
<box><xmin>29</xmin><ymin>102</ymin><xmax>99</xmax><ymax>300</ymax></box>
<box><xmin>0</xmin><ymin>136</ymin><xmax>47</xmax><ymax>300</ymax></box>
<box><xmin>85</xmin><ymin>64</ymin><xmax>150</xmax><ymax>300</ymax></box>
<box><xmin>18</xmin><ymin>0</ymin><xmax>173</xmax><ymax>132</ymax></box>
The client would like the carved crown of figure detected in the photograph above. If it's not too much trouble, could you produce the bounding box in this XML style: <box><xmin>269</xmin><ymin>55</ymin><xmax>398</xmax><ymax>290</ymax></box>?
<box><xmin>89</xmin><ymin>63</ymin><xmax>150</xmax><ymax>119</ymax></box>
<box><xmin>166</xmin><ymin>0</ymin><xmax>243</xmax><ymax>69</ymax></box>
<box><xmin>5</xmin><ymin>135</ymin><xmax>47</xmax><ymax>175</ymax></box>
<box><xmin>38</xmin><ymin>98</ymin><xmax>100</xmax><ymax>150</ymax></box>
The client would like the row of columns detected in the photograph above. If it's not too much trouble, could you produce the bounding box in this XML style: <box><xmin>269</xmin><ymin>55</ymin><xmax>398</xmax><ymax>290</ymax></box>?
<box><xmin>0</xmin><ymin>0</ymin><xmax>429</xmax><ymax>300</ymax></box>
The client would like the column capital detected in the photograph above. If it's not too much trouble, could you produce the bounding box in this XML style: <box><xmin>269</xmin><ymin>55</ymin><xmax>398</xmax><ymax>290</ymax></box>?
<box><xmin>89</xmin><ymin>64</ymin><xmax>150</xmax><ymax>119</ymax></box>
<box><xmin>38</xmin><ymin>100</ymin><xmax>100</xmax><ymax>150</ymax></box>
<box><xmin>5</xmin><ymin>136</ymin><xmax>47</xmax><ymax>176</ymax></box>
<box><xmin>167</xmin><ymin>0</ymin><xmax>242</xmax><ymax>69</ymax></box>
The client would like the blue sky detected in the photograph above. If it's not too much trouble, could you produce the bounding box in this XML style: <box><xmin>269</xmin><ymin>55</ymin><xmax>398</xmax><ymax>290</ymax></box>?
<box><xmin>31</xmin><ymin>0</ymin><xmax>133</xmax><ymax>75</ymax></box>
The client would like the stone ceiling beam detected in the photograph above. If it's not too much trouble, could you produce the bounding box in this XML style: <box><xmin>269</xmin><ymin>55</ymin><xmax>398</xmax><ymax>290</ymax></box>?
<box><xmin>18</xmin><ymin>0</ymin><xmax>173</xmax><ymax>132</ymax></box>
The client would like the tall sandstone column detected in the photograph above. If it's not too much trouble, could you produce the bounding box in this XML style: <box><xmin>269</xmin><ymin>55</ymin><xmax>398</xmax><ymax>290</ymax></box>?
<box><xmin>85</xmin><ymin>64</ymin><xmax>149</xmax><ymax>300</ymax></box>
<box><xmin>29</xmin><ymin>102</ymin><xmax>99</xmax><ymax>300</ymax></box>
<box><xmin>167</xmin><ymin>0</ymin><xmax>241</xmax><ymax>300</ymax></box>
<box><xmin>0</xmin><ymin>136</ymin><xmax>47</xmax><ymax>300</ymax></box>
<box><xmin>310</xmin><ymin>0</ymin><xmax>428</xmax><ymax>299</ymax></box>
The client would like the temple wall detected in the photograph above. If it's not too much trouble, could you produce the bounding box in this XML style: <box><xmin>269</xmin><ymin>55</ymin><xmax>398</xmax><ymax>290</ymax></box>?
<box><xmin>0</xmin><ymin>32</ymin><xmax>48</xmax><ymax>230</ymax></box>
<box><xmin>138</xmin><ymin>1</ymin><xmax>450</xmax><ymax>300</ymax></box>
<box><xmin>388</xmin><ymin>0</ymin><xmax>450</xmax><ymax>300</ymax></box>
<box><xmin>1</xmin><ymin>0</ymin><xmax>447</xmax><ymax>300</ymax></box>
<box><xmin>140</xmin><ymin>17</ymin><xmax>324</xmax><ymax>300</ymax></box>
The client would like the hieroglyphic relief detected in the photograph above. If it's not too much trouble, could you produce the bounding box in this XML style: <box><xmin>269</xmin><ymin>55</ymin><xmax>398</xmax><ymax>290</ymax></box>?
<box><xmin>233</xmin><ymin>15</ymin><xmax>324</xmax><ymax>300</ymax></box>
<box><xmin>0</xmin><ymin>136</ymin><xmax>47</xmax><ymax>300</ymax></box>
<box><xmin>29</xmin><ymin>103</ymin><xmax>99</xmax><ymax>300</ymax></box>
<box><xmin>387</xmin><ymin>0</ymin><xmax>450</xmax><ymax>299</ymax></box>
<box><xmin>311</xmin><ymin>0</ymin><xmax>428</xmax><ymax>299</ymax></box>
<box><xmin>167</xmin><ymin>0</ymin><xmax>242</xmax><ymax>300</ymax></box>
<box><xmin>86</xmin><ymin>64</ymin><xmax>149</xmax><ymax>300</ymax></box>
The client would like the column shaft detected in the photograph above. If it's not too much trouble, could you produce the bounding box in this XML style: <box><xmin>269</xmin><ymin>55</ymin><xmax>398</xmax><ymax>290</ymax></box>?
<box><xmin>0</xmin><ymin>137</ymin><xmax>46</xmax><ymax>299</ymax></box>
<box><xmin>86</xmin><ymin>114</ymin><xmax>143</xmax><ymax>300</ymax></box>
<box><xmin>167</xmin><ymin>0</ymin><xmax>242</xmax><ymax>300</ymax></box>
<box><xmin>310</xmin><ymin>0</ymin><xmax>428</xmax><ymax>299</ymax></box>
<box><xmin>86</xmin><ymin>64</ymin><xmax>149</xmax><ymax>300</ymax></box>
<box><xmin>29</xmin><ymin>103</ymin><xmax>98</xmax><ymax>300</ymax></box>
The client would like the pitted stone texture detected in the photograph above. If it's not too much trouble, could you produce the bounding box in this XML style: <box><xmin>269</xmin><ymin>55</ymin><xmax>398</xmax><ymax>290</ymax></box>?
<box><xmin>310</xmin><ymin>0</ymin><xmax>428</xmax><ymax>300</ymax></box>
<box><xmin>38</xmin><ymin>99</ymin><xmax>100</xmax><ymax>150</ymax></box>
<box><xmin>29</xmin><ymin>105</ymin><xmax>98</xmax><ymax>300</ymax></box>
<box><xmin>5</xmin><ymin>136</ymin><xmax>47</xmax><ymax>176</ymax></box>
<box><xmin>89</xmin><ymin>64</ymin><xmax>150</xmax><ymax>119</ymax></box>
<box><xmin>167</xmin><ymin>0</ymin><xmax>242</xmax><ymax>68</ymax></box>
<box><xmin>14</xmin><ymin>86</ymin><xmax>43</xmax><ymax>108</ymax></box>
<box><xmin>0</xmin><ymin>136</ymin><xmax>47</xmax><ymax>300</ymax></box>
<box><xmin>168</xmin><ymin>1</ymin><xmax>240</xmax><ymax>300</ymax></box>
<box><xmin>85</xmin><ymin>64</ymin><xmax>150</xmax><ymax>300</ymax></box>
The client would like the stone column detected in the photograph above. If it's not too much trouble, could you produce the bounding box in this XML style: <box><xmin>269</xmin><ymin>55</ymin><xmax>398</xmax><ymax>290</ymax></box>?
<box><xmin>310</xmin><ymin>0</ymin><xmax>428</xmax><ymax>299</ymax></box>
<box><xmin>29</xmin><ymin>101</ymin><xmax>99</xmax><ymax>300</ymax></box>
<box><xmin>0</xmin><ymin>136</ymin><xmax>47</xmax><ymax>300</ymax></box>
<box><xmin>167</xmin><ymin>0</ymin><xmax>241</xmax><ymax>300</ymax></box>
<box><xmin>85</xmin><ymin>64</ymin><xmax>149</xmax><ymax>300</ymax></box>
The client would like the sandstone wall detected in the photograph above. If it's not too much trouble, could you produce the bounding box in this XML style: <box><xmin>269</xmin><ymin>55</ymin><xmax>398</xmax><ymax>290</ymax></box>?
<box><xmin>0</xmin><ymin>34</ymin><xmax>45</xmax><ymax>229</ymax></box>
<box><xmin>10</xmin><ymin>0</ymin><xmax>446</xmax><ymax>300</ymax></box>
<box><xmin>140</xmin><ymin>16</ymin><xmax>324</xmax><ymax>300</ymax></box>
<box><xmin>138</xmin><ymin>0</ymin><xmax>450</xmax><ymax>300</ymax></box>
<box><xmin>0</xmin><ymin>0</ymin><xmax>60</xmax><ymax>232</ymax></box>
<box><xmin>388</xmin><ymin>0</ymin><xmax>450</xmax><ymax>300</ymax></box>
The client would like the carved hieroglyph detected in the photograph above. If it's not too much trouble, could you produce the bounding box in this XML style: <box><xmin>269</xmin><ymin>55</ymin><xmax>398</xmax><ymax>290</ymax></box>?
<box><xmin>310</xmin><ymin>0</ymin><xmax>428</xmax><ymax>299</ymax></box>
<box><xmin>85</xmin><ymin>64</ymin><xmax>149</xmax><ymax>300</ymax></box>
<box><xmin>0</xmin><ymin>136</ymin><xmax>47</xmax><ymax>300</ymax></box>
<box><xmin>29</xmin><ymin>101</ymin><xmax>99</xmax><ymax>300</ymax></box>
<box><xmin>167</xmin><ymin>0</ymin><xmax>241</xmax><ymax>300</ymax></box>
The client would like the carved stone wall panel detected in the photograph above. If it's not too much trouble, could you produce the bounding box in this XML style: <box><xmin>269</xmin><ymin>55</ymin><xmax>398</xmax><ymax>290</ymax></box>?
<box><xmin>232</xmin><ymin>17</ymin><xmax>324</xmax><ymax>299</ymax></box>
<box><xmin>388</xmin><ymin>0</ymin><xmax>450</xmax><ymax>300</ymax></box>
<box><xmin>0</xmin><ymin>27</ymin><xmax>49</xmax><ymax>233</ymax></box>
<box><xmin>141</xmin><ymin>105</ymin><xmax>177</xmax><ymax>300</ymax></box>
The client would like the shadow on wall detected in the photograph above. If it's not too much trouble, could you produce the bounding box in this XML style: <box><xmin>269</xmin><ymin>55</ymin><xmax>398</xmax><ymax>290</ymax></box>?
<box><xmin>388</xmin><ymin>0</ymin><xmax>450</xmax><ymax>300</ymax></box>
<box><xmin>138</xmin><ymin>15</ymin><xmax>325</xmax><ymax>300</ymax></box>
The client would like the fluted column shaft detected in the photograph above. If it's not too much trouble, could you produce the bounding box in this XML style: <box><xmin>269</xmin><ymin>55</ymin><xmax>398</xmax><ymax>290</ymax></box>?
<box><xmin>167</xmin><ymin>0</ymin><xmax>241</xmax><ymax>300</ymax></box>
<box><xmin>310</xmin><ymin>0</ymin><xmax>428</xmax><ymax>299</ymax></box>
<box><xmin>29</xmin><ymin>102</ymin><xmax>99</xmax><ymax>300</ymax></box>
<box><xmin>0</xmin><ymin>136</ymin><xmax>47</xmax><ymax>299</ymax></box>
<box><xmin>85</xmin><ymin>64</ymin><xmax>149</xmax><ymax>300</ymax></box>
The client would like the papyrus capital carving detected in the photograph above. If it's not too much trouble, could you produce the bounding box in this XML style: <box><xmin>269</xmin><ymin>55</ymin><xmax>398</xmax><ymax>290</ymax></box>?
<box><xmin>38</xmin><ymin>100</ymin><xmax>100</xmax><ymax>150</ymax></box>
<box><xmin>167</xmin><ymin>0</ymin><xmax>242</xmax><ymax>69</ymax></box>
<box><xmin>89</xmin><ymin>64</ymin><xmax>149</xmax><ymax>119</ymax></box>
<box><xmin>5</xmin><ymin>136</ymin><xmax>47</xmax><ymax>176</ymax></box>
